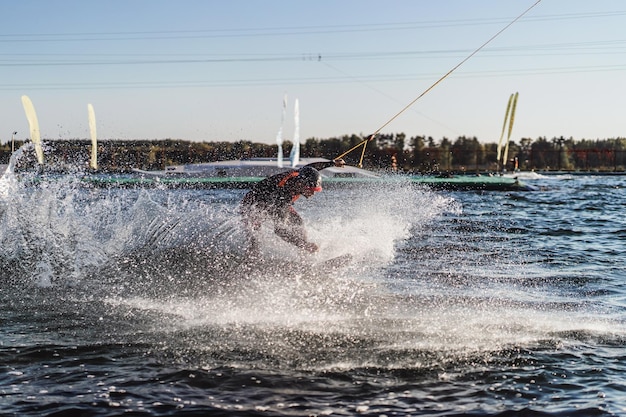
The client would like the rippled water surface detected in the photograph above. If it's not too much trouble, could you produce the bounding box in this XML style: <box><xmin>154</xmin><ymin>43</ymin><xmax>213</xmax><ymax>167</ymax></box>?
<box><xmin>1</xmin><ymin>172</ymin><xmax>625</xmax><ymax>416</ymax></box>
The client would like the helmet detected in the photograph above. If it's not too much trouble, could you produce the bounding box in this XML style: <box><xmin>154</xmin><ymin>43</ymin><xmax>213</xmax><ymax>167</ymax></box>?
<box><xmin>297</xmin><ymin>166</ymin><xmax>322</xmax><ymax>192</ymax></box>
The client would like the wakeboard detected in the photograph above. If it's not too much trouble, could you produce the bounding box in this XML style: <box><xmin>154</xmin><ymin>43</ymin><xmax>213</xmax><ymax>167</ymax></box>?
<box><xmin>314</xmin><ymin>253</ymin><xmax>353</xmax><ymax>273</ymax></box>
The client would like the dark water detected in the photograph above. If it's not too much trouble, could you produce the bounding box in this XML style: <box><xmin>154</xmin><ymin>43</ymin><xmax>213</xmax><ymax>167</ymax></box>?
<box><xmin>1</xmin><ymin>171</ymin><xmax>625</xmax><ymax>416</ymax></box>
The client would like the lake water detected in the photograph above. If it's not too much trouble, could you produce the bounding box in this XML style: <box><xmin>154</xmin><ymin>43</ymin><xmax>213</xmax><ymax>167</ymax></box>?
<box><xmin>1</xmin><ymin>172</ymin><xmax>625</xmax><ymax>416</ymax></box>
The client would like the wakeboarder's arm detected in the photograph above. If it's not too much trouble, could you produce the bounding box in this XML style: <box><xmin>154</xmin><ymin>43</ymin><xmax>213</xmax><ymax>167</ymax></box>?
<box><xmin>302</xmin><ymin>159</ymin><xmax>345</xmax><ymax>171</ymax></box>
<box><xmin>274</xmin><ymin>226</ymin><xmax>319</xmax><ymax>253</ymax></box>
<box><xmin>274</xmin><ymin>208</ymin><xmax>319</xmax><ymax>253</ymax></box>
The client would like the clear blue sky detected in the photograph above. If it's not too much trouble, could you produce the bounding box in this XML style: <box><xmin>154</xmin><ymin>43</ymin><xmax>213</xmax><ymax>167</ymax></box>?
<box><xmin>1</xmin><ymin>0</ymin><xmax>625</xmax><ymax>147</ymax></box>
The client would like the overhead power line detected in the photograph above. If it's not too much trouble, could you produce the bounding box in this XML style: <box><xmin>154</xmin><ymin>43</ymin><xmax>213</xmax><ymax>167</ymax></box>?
<box><xmin>0</xmin><ymin>10</ymin><xmax>625</xmax><ymax>42</ymax></box>
<box><xmin>1</xmin><ymin>39</ymin><xmax>626</xmax><ymax>67</ymax></box>
<box><xmin>0</xmin><ymin>63</ymin><xmax>624</xmax><ymax>91</ymax></box>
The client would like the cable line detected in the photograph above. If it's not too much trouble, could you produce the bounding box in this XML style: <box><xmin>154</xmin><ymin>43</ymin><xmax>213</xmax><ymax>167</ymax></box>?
<box><xmin>335</xmin><ymin>0</ymin><xmax>543</xmax><ymax>166</ymax></box>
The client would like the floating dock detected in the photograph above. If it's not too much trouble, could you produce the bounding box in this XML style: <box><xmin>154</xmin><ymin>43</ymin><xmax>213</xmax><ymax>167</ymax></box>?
<box><xmin>407</xmin><ymin>174</ymin><xmax>536</xmax><ymax>191</ymax></box>
<box><xmin>80</xmin><ymin>173</ymin><xmax>536</xmax><ymax>192</ymax></box>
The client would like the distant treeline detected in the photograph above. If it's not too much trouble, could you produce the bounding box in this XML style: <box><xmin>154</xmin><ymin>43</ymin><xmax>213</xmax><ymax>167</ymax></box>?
<box><xmin>2</xmin><ymin>134</ymin><xmax>626</xmax><ymax>173</ymax></box>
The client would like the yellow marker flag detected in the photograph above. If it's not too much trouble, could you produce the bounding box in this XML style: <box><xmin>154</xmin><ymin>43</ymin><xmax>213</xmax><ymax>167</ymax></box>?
<box><xmin>21</xmin><ymin>95</ymin><xmax>44</xmax><ymax>165</ymax></box>
<box><xmin>496</xmin><ymin>93</ymin><xmax>514</xmax><ymax>163</ymax></box>
<box><xmin>502</xmin><ymin>92</ymin><xmax>519</xmax><ymax>167</ymax></box>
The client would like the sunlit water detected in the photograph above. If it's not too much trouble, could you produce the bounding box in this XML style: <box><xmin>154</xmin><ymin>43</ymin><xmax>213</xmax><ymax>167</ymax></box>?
<box><xmin>1</xmin><ymin>169</ymin><xmax>625</xmax><ymax>416</ymax></box>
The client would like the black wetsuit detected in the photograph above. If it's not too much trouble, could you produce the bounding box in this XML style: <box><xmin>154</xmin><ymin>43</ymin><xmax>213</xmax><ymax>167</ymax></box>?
<box><xmin>240</xmin><ymin>161</ymin><xmax>335</xmax><ymax>253</ymax></box>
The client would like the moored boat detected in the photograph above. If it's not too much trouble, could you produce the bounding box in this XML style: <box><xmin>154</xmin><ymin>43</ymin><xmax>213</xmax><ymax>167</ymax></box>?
<box><xmin>132</xmin><ymin>157</ymin><xmax>380</xmax><ymax>180</ymax></box>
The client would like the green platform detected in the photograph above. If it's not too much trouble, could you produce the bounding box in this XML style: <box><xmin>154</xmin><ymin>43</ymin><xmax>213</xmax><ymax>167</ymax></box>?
<box><xmin>81</xmin><ymin>174</ymin><xmax>536</xmax><ymax>191</ymax></box>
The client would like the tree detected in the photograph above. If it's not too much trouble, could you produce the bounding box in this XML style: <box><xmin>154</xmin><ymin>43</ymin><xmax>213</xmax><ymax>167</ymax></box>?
<box><xmin>451</xmin><ymin>136</ymin><xmax>484</xmax><ymax>171</ymax></box>
<box><xmin>518</xmin><ymin>137</ymin><xmax>533</xmax><ymax>170</ymax></box>
<box><xmin>408</xmin><ymin>135</ymin><xmax>425</xmax><ymax>171</ymax></box>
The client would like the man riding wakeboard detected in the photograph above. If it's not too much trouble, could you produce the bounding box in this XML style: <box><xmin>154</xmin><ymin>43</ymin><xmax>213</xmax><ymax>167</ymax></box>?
<box><xmin>240</xmin><ymin>159</ymin><xmax>345</xmax><ymax>257</ymax></box>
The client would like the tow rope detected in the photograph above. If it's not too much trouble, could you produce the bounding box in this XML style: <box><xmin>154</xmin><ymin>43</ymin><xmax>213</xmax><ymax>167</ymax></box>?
<box><xmin>335</xmin><ymin>0</ymin><xmax>542</xmax><ymax>167</ymax></box>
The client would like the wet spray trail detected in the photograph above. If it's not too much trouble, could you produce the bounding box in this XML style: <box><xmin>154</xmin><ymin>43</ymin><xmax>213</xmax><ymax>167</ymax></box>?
<box><xmin>1</xmin><ymin>171</ymin><xmax>625</xmax><ymax>416</ymax></box>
